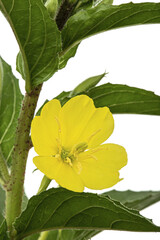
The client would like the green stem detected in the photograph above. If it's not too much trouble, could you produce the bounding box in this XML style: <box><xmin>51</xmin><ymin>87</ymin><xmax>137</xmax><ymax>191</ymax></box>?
<box><xmin>0</xmin><ymin>149</ymin><xmax>10</xmax><ymax>187</ymax></box>
<box><xmin>5</xmin><ymin>84</ymin><xmax>42</xmax><ymax>236</ymax></box>
<box><xmin>37</xmin><ymin>175</ymin><xmax>51</xmax><ymax>195</ymax></box>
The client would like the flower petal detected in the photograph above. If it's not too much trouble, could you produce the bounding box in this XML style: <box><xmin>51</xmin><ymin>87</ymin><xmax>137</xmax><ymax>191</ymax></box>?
<box><xmin>33</xmin><ymin>156</ymin><xmax>62</xmax><ymax>179</ymax></box>
<box><xmin>33</xmin><ymin>156</ymin><xmax>84</xmax><ymax>192</ymax></box>
<box><xmin>75</xmin><ymin>144</ymin><xmax>127</xmax><ymax>190</ymax></box>
<box><xmin>81</xmin><ymin>107</ymin><xmax>114</xmax><ymax>149</ymax></box>
<box><xmin>31</xmin><ymin>100</ymin><xmax>61</xmax><ymax>155</ymax></box>
<box><xmin>60</xmin><ymin>95</ymin><xmax>114</xmax><ymax>150</ymax></box>
<box><xmin>55</xmin><ymin>162</ymin><xmax>84</xmax><ymax>192</ymax></box>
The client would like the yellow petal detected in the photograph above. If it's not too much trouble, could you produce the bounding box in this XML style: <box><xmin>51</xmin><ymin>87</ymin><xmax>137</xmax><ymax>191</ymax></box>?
<box><xmin>31</xmin><ymin>100</ymin><xmax>61</xmax><ymax>155</ymax></box>
<box><xmin>55</xmin><ymin>162</ymin><xmax>84</xmax><ymax>192</ymax></box>
<box><xmin>33</xmin><ymin>156</ymin><xmax>84</xmax><ymax>192</ymax></box>
<box><xmin>81</xmin><ymin>107</ymin><xmax>114</xmax><ymax>149</ymax></box>
<box><xmin>60</xmin><ymin>95</ymin><xmax>114</xmax><ymax>150</ymax></box>
<box><xmin>75</xmin><ymin>144</ymin><xmax>127</xmax><ymax>190</ymax></box>
<box><xmin>33</xmin><ymin>156</ymin><xmax>62</xmax><ymax>179</ymax></box>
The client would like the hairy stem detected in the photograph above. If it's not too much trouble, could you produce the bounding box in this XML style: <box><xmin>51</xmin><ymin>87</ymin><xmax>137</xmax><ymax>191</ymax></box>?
<box><xmin>5</xmin><ymin>84</ymin><xmax>42</xmax><ymax>236</ymax></box>
<box><xmin>0</xmin><ymin>149</ymin><xmax>10</xmax><ymax>187</ymax></box>
<box><xmin>56</xmin><ymin>0</ymin><xmax>79</xmax><ymax>30</ymax></box>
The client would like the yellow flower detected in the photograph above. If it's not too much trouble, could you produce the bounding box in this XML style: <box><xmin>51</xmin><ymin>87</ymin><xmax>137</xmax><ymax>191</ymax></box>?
<box><xmin>31</xmin><ymin>95</ymin><xmax>127</xmax><ymax>192</ymax></box>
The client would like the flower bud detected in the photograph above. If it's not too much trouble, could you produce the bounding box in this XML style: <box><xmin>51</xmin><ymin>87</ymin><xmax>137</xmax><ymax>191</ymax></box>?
<box><xmin>45</xmin><ymin>0</ymin><xmax>58</xmax><ymax>19</ymax></box>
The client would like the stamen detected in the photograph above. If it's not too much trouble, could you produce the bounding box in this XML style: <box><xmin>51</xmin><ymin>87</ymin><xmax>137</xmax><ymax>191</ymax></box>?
<box><xmin>56</xmin><ymin>138</ymin><xmax>62</xmax><ymax>152</ymax></box>
<box><xmin>89</xmin><ymin>154</ymin><xmax>98</xmax><ymax>161</ymax></box>
<box><xmin>74</xmin><ymin>142</ymin><xmax>88</xmax><ymax>154</ymax></box>
<box><xmin>76</xmin><ymin>161</ymin><xmax>82</xmax><ymax>174</ymax></box>
<box><xmin>65</xmin><ymin>157</ymin><xmax>73</xmax><ymax>167</ymax></box>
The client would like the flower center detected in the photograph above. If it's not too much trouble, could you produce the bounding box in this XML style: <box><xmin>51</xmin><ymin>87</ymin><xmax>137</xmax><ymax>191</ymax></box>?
<box><xmin>59</xmin><ymin>142</ymin><xmax>88</xmax><ymax>166</ymax></box>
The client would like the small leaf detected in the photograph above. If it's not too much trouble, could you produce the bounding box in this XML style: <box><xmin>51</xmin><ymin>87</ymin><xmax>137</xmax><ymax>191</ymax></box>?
<box><xmin>106</xmin><ymin>190</ymin><xmax>160</xmax><ymax>211</ymax></box>
<box><xmin>0</xmin><ymin>221</ymin><xmax>9</xmax><ymax>240</ymax></box>
<box><xmin>0</xmin><ymin>186</ymin><xmax>5</xmax><ymax>225</ymax></box>
<box><xmin>59</xmin><ymin>44</ymin><xmax>80</xmax><ymax>70</ymax></box>
<box><xmin>0</xmin><ymin>57</ymin><xmax>23</xmax><ymax>165</ymax></box>
<box><xmin>14</xmin><ymin>188</ymin><xmax>160</xmax><ymax>240</ymax></box>
<box><xmin>72</xmin><ymin>0</ymin><xmax>113</xmax><ymax>17</ymax></box>
<box><xmin>0</xmin><ymin>0</ymin><xmax>61</xmax><ymax>91</ymax></box>
<box><xmin>70</xmin><ymin>73</ymin><xmax>106</xmax><ymax>97</ymax></box>
<box><xmin>61</xmin><ymin>2</ymin><xmax>160</xmax><ymax>53</ymax></box>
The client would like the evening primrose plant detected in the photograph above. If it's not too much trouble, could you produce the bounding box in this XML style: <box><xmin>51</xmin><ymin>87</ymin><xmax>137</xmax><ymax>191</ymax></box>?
<box><xmin>1</xmin><ymin>0</ymin><xmax>160</xmax><ymax>240</ymax></box>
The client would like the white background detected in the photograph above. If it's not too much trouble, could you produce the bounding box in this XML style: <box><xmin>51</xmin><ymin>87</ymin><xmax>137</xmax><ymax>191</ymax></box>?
<box><xmin>1</xmin><ymin>0</ymin><xmax>160</xmax><ymax>239</ymax></box>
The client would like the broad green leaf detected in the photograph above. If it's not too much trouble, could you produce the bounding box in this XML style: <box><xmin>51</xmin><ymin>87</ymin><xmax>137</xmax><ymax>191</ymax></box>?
<box><xmin>22</xmin><ymin>190</ymin><xmax>160</xmax><ymax>240</ymax></box>
<box><xmin>59</xmin><ymin>230</ymin><xmax>75</xmax><ymax>240</ymax></box>
<box><xmin>0</xmin><ymin>221</ymin><xmax>9</xmax><ymax>240</ymax></box>
<box><xmin>0</xmin><ymin>57</ymin><xmax>23</xmax><ymax>165</ymax></box>
<box><xmin>70</xmin><ymin>73</ymin><xmax>106</xmax><ymax>97</ymax></box>
<box><xmin>60</xmin><ymin>190</ymin><xmax>160</xmax><ymax>240</ymax></box>
<box><xmin>55</xmin><ymin>83</ymin><xmax>160</xmax><ymax>115</ymax></box>
<box><xmin>87</xmin><ymin>83</ymin><xmax>160</xmax><ymax>115</ymax></box>
<box><xmin>61</xmin><ymin>2</ymin><xmax>160</xmax><ymax>53</ymax></box>
<box><xmin>14</xmin><ymin>188</ymin><xmax>160</xmax><ymax>239</ymax></box>
<box><xmin>0</xmin><ymin>0</ymin><xmax>61</xmax><ymax>92</ymax></box>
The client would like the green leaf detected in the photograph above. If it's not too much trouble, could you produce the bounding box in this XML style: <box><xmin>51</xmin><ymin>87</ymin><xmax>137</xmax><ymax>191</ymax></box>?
<box><xmin>87</xmin><ymin>83</ymin><xmax>160</xmax><ymax>115</ymax></box>
<box><xmin>37</xmin><ymin>83</ymin><xmax>160</xmax><ymax>116</ymax></box>
<box><xmin>45</xmin><ymin>231</ymin><xmax>59</xmax><ymax>240</ymax></box>
<box><xmin>0</xmin><ymin>0</ymin><xmax>61</xmax><ymax>92</ymax></box>
<box><xmin>54</xmin><ymin>83</ymin><xmax>160</xmax><ymax>115</ymax></box>
<box><xmin>0</xmin><ymin>186</ymin><xmax>33</xmax><ymax>240</ymax></box>
<box><xmin>73</xmin><ymin>0</ymin><xmax>113</xmax><ymax>15</ymax></box>
<box><xmin>59</xmin><ymin>190</ymin><xmax>160</xmax><ymax>240</ymax></box>
<box><xmin>58</xmin><ymin>0</ymin><xmax>114</xmax><ymax>69</ymax></box>
<box><xmin>24</xmin><ymin>233</ymin><xmax>40</xmax><ymax>240</ymax></box>
<box><xmin>59</xmin><ymin>44</ymin><xmax>80</xmax><ymax>70</ymax></box>
<box><xmin>59</xmin><ymin>230</ymin><xmax>75</xmax><ymax>240</ymax></box>
<box><xmin>0</xmin><ymin>57</ymin><xmax>23</xmax><ymax>165</ymax></box>
<box><xmin>106</xmin><ymin>190</ymin><xmax>160</xmax><ymax>211</ymax></box>
<box><xmin>14</xmin><ymin>188</ymin><xmax>160</xmax><ymax>240</ymax></box>
<box><xmin>0</xmin><ymin>186</ymin><xmax>5</xmax><ymax>225</ymax></box>
<box><xmin>0</xmin><ymin>221</ymin><xmax>9</xmax><ymax>240</ymax></box>
<box><xmin>70</xmin><ymin>73</ymin><xmax>106</xmax><ymax>97</ymax></box>
<box><xmin>61</xmin><ymin>2</ymin><xmax>160</xmax><ymax>53</ymax></box>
